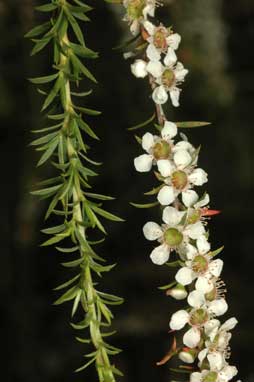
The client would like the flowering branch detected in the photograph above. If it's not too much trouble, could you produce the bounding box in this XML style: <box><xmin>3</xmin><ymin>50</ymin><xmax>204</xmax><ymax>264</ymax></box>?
<box><xmin>116</xmin><ymin>1</ymin><xmax>239</xmax><ymax>381</ymax></box>
<box><xmin>26</xmin><ymin>1</ymin><xmax>123</xmax><ymax>380</ymax></box>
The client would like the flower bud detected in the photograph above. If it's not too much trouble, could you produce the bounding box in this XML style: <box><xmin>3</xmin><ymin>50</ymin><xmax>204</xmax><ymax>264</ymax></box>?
<box><xmin>179</xmin><ymin>347</ymin><xmax>197</xmax><ymax>363</ymax></box>
<box><xmin>166</xmin><ymin>283</ymin><xmax>187</xmax><ymax>300</ymax></box>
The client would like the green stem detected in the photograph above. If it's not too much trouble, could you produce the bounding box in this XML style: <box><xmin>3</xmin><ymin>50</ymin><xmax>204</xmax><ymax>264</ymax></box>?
<box><xmin>60</xmin><ymin>31</ymin><xmax>116</xmax><ymax>382</ymax></box>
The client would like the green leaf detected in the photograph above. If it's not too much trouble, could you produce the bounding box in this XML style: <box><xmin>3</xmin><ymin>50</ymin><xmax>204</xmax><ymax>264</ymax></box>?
<box><xmin>176</xmin><ymin>121</ymin><xmax>211</xmax><ymax>128</ymax></box>
<box><xmin>128</xmin><ymin>113</ymin><xmax>155</xmax><ymax>131</ymax></box>
<box><xmin>29</xmin><ymin>73</ymin><xmax>59</xmax><ymax>84</ymax></box>
<box><xmin>69</xmin><ymin>42</ymin><xmax>98</xmax><ymax>59</ymax></box>
<box><xmin>31</xmin><ymin>184</ymin><xmax>62</xmax><ymax>197</ymax></box>
<box><xmin>53</xmin><ymin>285</ymin><xmax>79</xmax><ymax>305</ymax></box>
<box><xmin>130</xmin><ymin>201</ymin><xmax>159</xmax><ymax>208</ymax></box>
<box><xmin>144</xmin><ymin>185</ymin><xmax>162</xmax><ymax>195</ymax></box>
<box><xmin>75</xmin><ymin>357</ymin><xmax>96</xmax><ymax>373</ymax></box>
<box><xmin>30</xmin><ymin>131</ymin><xmax>59</xmax><ymax>146</ymax></box>
<box><xmin>37</xmin><ymin>137</ymin><xmax>59</xmax><ymax>166</ymax></box>
<box><xmin>41</xmin><ymin>232</ymin><xmax>69</xmax><ymax>246</ymax></box>
<box><xmin>71</xmin><ymin>90</ymin><xmax>93</xmax><ymax>97</ymax></box>
<box><xmin>78</xmin><ymin>118</ymin><xmax>99</xmax><ymax>140</ymax></box>
<box><xmin>158</xmin><ymin>281</ymin><xmax>177</xmax><ymax>290</ymax></box>
<box><xmin>35</xmin><ymin>3</ymin><xmax>58</xmax><ymax>12</ymax></box>
<box><xmin>41</xmin><ymin>224</ymin><xmax>66</xmax><ymax>235</ymax></box>
<box><xmin>75</xmin><ymin>106</ymin><xmax>101</xmax><ymax>115</ymax></box>
<box><xmin>56</xmin><ymin>246</ymin><xmax>79</xmax><ymax>253</ymax></box>
<box><xmin>209</xmin><ymin>246</ymin><xmax>224</xmax><ymax>258</ymax></box>
<box><xmin>61</xmin><ymin>257</ymin><xmax>84</xmax><ymax>268</ymax></box>
<box><xmin>70</xmin><ymin>54</ymin><xmax>97</xmax><ymax>83</ymax></box>
<box><xmin>41</xmin><ymin>77</ymin><xmax>62</xmax><ymax>111</ymax></box>
<box><xmin>54</xmin><ymin>275</ymin><xmax>80</xmax><ymax>291</ymax></box>
<box><xmin>31</xmin><ymin>37</ymin><xmax>52</xmax><ymax>56</ymax></box>
<box><xmin>64</xmin><ymin>7</ymin><xmax>85</xmax><ymax>46</ymax></box>
<box><xmin>113</xmin><ymin>33</ymin><xmax>140</xmax><ymax>50</ymax></box>
<box><xmin>75</xmin><ymin>337</ymin><xmax>91</xmax><ymax>344</ymax></box>
<box><xmin>84</xmin><ymin>192</ymin><xmax>114</xmax><ymax>201</ymax></box>
<box><xmin>90</xmin><ymin>205</ymin><xmax>124</xmax><ymax>222</ymax></box>
<box><xmin>25</xmin><ymin>21</ymin><xmax>51</xmax><ymax>38</ymax></box>
<box><xmin>72</xmin><ymin>289</ymin><xmax>82</xmax><ymax>317</ymax></box>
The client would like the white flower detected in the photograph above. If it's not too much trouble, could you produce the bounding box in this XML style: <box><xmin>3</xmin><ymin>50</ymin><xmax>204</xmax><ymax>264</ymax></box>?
<box><xmin>131</xmin><ymin>59</ymin><xmax>148</xmax><ymax>78</ymax></box>
<box><xmin>152</xmin><ymin>61</ymin><xmax>188</xmax><ymax>107</ymax></box>
<box><xmin>188</xmin><ymin>290</ymin><xmax>228</xmax><ymax>316</ymax></box>
<box><xmin>157</xmin><ymin>153</ymin><xmax>207</xmax><ymax>206</ymax></box>
<box><xmin>175</xmin><ymin>238</ymin><xmax>224</xmax><ymax>293</ymax></box>
<box><xmin>199</xmin><ymin>318</ymin><xmax>238</xmax><ymax>363</ymax></box>
<box><xmin>143</xmin><ymin>21</ymin><xmax>181</xmax><ymax>55</ymax></box>
<box><xmin>190</xmin><ymin>364</ymin><xmax>238</xmax><ymax>382</ymax></box>
<box><xmin>123</xmin><ymin>0</ymin><xmax>156</xmax><ymax>35</ymax></box>
<box><xmin>143</xmin><ymin>206</ymin><xmax>205</xmax><ymax>265</ymax></box>
<box><xmin>169</xmin><ymin>289</ymin><xmax>228</xmax><ymax>348</ymax></box>
<box><xmin>134</xmin><ymin>121</ymin><xmax>177</xmax><ymax>173</ymax></box>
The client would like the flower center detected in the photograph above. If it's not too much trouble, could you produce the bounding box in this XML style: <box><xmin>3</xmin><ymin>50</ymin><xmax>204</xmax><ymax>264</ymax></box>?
<box><xmin>153</xmin><ymin>28</ymin><xmax>168</xmax><ymax>50</ymax></box>
<box><xmin>127</xmin><ymin>0</ymin><xmax>145</xmax><ymax>19</ymax></box>
<box><xmin>203</xmin><ymin>371</ymin><xmax>218</xmax><ymax>382</ymax></box>
<box><xmin>190</xmin><ymin>308</ymin><xmax>208</xmax><ymax>326</ymax></box>
<box><xmin>162</xmin><ymin>69</ymin><xmax>175</xmax><ymax>88</ymax></box>
<box><xmin>187</xmin><ymin>210</ymin><xmax>201</xmax><ymax>225</ymax></box>
<box><xmin>192</xmin><ymin>255</ymin><xmax>208</xmax><ymax>273</ymax></box>
<box><xmin>171</xmin><ymin>170</ymin><xmax>188</xmax><ymax>190</ymax></box>
<box><xmin>153</xmin><ymin>140</ymin><xmax>171</xmax><ymax>159</ymax></box>
<box><xmin>205</xmin><ymin>287</ymin><xmax>217</xmax><ymax>302</ymax></box>
<box><xmin>164</xmin><ymin>228</ymin><xmax>183</xmax><ymax>246</ymax></box>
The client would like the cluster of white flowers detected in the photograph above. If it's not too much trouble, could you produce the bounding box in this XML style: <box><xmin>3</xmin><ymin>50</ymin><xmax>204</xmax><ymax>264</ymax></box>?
<box><xmin>123</xmin><ymin>0</ymin><xmax>188</xmax><ymax>106</ymax></box>
<box><xmin>122</xmin><ymin>1</ymin><xmax>239</xmax><ymax>381</ymax></box>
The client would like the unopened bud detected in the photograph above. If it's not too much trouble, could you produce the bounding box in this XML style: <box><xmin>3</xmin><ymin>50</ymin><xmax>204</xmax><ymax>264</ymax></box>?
<box><xmin>178</xmin><ymin>347</ymin><xmax>197</xmax><ymax>364</ymax></box>
<box><xmin>166</xmin><ymin>283</ymin><xmax>187</xmax><ymax>300</ymax></box>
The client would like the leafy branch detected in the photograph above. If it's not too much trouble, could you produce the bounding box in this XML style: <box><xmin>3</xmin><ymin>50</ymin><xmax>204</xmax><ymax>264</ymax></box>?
<box><xmin>27</xmin><ymin>1</ymin><xmax>123</xmax><ymax>380</ymax></box>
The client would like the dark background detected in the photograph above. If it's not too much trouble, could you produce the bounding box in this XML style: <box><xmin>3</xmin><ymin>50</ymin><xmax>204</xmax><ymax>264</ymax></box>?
<box><xmin>2</xmin><ymin>0</ymin><xmax>254</xmax><ymax>381</ymax></box>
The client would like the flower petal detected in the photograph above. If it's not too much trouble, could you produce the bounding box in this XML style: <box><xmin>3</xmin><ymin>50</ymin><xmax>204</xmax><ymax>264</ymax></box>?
<box><xmin>150</xmin><ymin>244</ymin><xmax>170</xmax><ymax>265</ymax></box>
<box><xmin>182</xmin><ymin>190</ymin><xmax>199</xmax><ymax>207</ymax></box>
<box><xmin>142</xmin><ymin>132</ymin><xmax>154</xmax><ymax>152</ymax></box>
<box><xmin>161</xmin><ymin>121</ymin><xmax>178</xmax><ymax>139</ymax></box>
<box><xmin>175</xmin><ymin>267</ymin><xmax>194</xmax><ymax>285</ymax></box>
<box><xmin>207</xmin><ymin>352</ymin><xmax>225</xmax><ymax>371</ymax></box>
<box><xmin>196</xmin><ymin>235</ymin><xmax>211</xmax><ymax>254</ymax></box>
<box><xmin>189</xmin><ymin>168</ymin><xmax>208</xmax><ymax>186</ymax></box>
<box><xmin>146</xmin><ymin>60</ymin><xmax>164</xmax><ymax>78</ymax></box>
<box><xmin>164</xmin><ymin>47</ymin><xmax>177</xmax><ymax>66</ymax></box>
<box><xmin>157</xmin><ymin>159</ymin><xmax>173</xmax><ymax>177</ymax></box>
<box><xmin>143</xmin><ymin>221</ymin><xmax>163</xmax><ymax>241</ymax></box>
<box><xmin>194</xmin><ymin>193</ymin><xmax>210</xmax><ymax>209</ymax></box>
<box><xmin>185</xmin><ymin>222</ymin><xmax>205</xmax><ymax>240</ymax></box>
<box><xmin>204</xmin><ymin>319</ymin><xmax>220</xmax><ymax>337</ymax></box>
<box><xmin>152</xmin><ymin>85</ymin><xmax>168</xmax><ymax>105</ymax></box>
<box><xmin>134</xmin><ymin>154</ymin><xmax>153</xmax><ymax>172</ymax></box>
<box><xmin>146</xmin><ymin>43</ymin><xmax>161</xmax><ymax>61</ymax></box>
<box><xmin>173</xmin><ymin>149</ymin><xmax>192</xmax><ymax>168</ymax></box>
<box><xmin>183</xmin><ymin>327</ymin><xmax>201</xmax><ymax>348</ymax></box>
<box><xmin>209</xmin><ymin>259</ymin><xmax>223</xmax><ymax>277</ymax></box>
<box><xmin>157</xmin><ymin>185</ymin><xmax>175</xmax><ymax>206</ymax></box>
<box><xmin>166</xmin><ymin>33</ymin><xmax>181</xmax><ymax>50</ymax></box>
<box><xmin>187</xmin><ymin>290</ymin><xmax>206</xmax><ymax>308</ymax></box>
<box><xmin>198</xmin><ymin>348</ymin><xmax>208</xmax><ymax>364</ymax></box>
<box><xmin>195</xmin><ymin>276</ymin><xmax>214</xmax><ymax>293</ymax></box>
<box><xmin>209</xmin><ymin>299</ymin><xmax>228</xmax><ymax>317</ymax></box>
<box><xmin>169</xmin><ymin>309</ymin><xmax>189</xmax><ymax>330</ymax></box>
<box><xmin>169</xmin><ymin>87</ymin><xmax>180</xmax><ymax>107</ymax></box>
<box><xmin>143</xmin><ymin>20</ymin><xmax>155</xmax><ymax>36</ymax></box>
<box><xmin>190</xmin><ymin>372</ymin><xmax>202</xmax><ymax>382</ymax></box>
<box><xmin>220</xmin><ymin>317</ymin><xmax>238</xmax><ymax>332</ymax></box>
<box><xmin>219</xmin><ymin>366</ymin><xmax>238</xmax><ymax>381</ymax></box>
